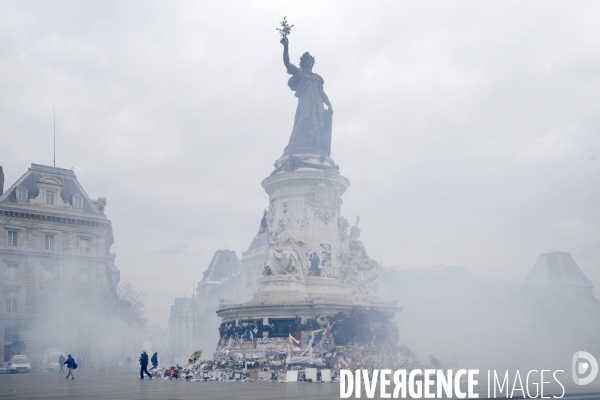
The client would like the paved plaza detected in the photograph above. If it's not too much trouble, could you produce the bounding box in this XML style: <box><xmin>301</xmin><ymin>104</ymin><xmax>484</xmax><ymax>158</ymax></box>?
<box><xmin>3</xmin><ymin>372</ymin><xmax>600</xmax><ymax>400</ymax></box>
<box><xmin>0</xmin><ymin>372</ymin><xmax>342</xmax><ymax>400</ymax></box>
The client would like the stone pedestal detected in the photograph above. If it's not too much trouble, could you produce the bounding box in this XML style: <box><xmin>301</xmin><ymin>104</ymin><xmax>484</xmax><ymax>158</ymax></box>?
<box><xmin>216</xmin><ymin>153</ymin><xmax>401</xmax><ymax>347</ymax></box>
<box><xmin>261</xmin><ymin>153</ymin><xmax>349</xmax><ymax>275</ymax></box>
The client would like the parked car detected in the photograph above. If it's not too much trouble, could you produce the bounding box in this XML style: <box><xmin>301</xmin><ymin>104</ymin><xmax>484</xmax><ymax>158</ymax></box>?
<box><xmin>8</xmin><ymin>355</ymin><xmax>32</xmax><ymax>373</ymax></box>
<box><xmin>0</xmin><ymin>363</ymin><xmax>9</xmax><ymax>374</ymax></box>
<box><xmin>38</xmin><ymin>349</ymin><xmax>66</xmax><ymax>372</ymax></box>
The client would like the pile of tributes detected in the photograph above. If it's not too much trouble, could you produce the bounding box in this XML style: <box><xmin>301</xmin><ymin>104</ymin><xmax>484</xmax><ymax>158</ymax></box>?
<box><xmin>151</xmin><ymin>341</ymin><xmax>437</xmax><ymax>382</ymax></box>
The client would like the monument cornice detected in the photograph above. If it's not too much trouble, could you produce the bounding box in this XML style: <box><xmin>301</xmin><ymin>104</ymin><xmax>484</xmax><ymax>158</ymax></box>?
<box><xmin>261</xmin><ymin>169</ymin><xmax>350</xmax><ymax>195</ymax></box>
<box><xmin>216</xmin><ymin>300</ymin><xmax>401</xmax><ymax>321</ymax></box>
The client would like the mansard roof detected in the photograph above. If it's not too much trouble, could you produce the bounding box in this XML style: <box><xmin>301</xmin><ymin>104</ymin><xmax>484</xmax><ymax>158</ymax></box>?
<box><xmin>246</xmin><ymin>232</ymin><xmax>267</xmax><ymax>252</ymax></box>
<box><xmin>0</xmin><ymin>164</ymin><xmax>101</xmax><ymax>214</ymax></box>
<box><xmin>202</xmin><ymin>249</ymin><xmax>242</xmax><ymax>281</ymax></box>
<box><xmin>525</xmin><ymin>251</ymin><xmax>591</xmax><ymax>286</ymax></box>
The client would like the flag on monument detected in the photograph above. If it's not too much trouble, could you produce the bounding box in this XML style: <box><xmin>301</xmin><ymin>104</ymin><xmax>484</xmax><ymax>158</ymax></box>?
<box><xmin>258</xmin><ymin>210</ymin><xmax>268</xmax><ymax>235</ymax></box>
<box><xmin>306</xmin><ymin>330</ymin><xmax>313</xmax><ymax>341</ymax></box>
<box><xmin>340</xmin><ymin>357</ymin><xmax>348</xmax><ymax>369</ymax></box>
<box><xmin>250</xmin><ymin>330</ymin><xmax>257</xmax><ymax>349</ymax></box>
<box><xmin>288</xmin><ymin>334</ymin><xmax>300</xmax><ymax>346</ymax></box>
<box><xmin>312</xmin><ymin>331</ymin><xmax>324</xmax><ymax>346</ymax></box>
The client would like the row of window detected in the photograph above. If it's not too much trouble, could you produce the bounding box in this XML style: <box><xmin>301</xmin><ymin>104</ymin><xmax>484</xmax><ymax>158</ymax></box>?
<box><xmin>4</xmin><ymin>326</ymin><xmax>18</xmax><ymax>342</ymax></box>
<box><xmin>8</xmin><ymin>231</ymin><xmax>17</xmax><ymax>247</ymax></box>
<box><xmin>245</xmin><ymin>268</ymin><xmax>263</xmax><ymax>286</ymax></box>
<box><xmin>175</xmin><ymin>321</ymin><xmax>193</xmax><ymax>329</ymax></box>
<box><xmin>6</xmin><ymin>264</ymin><xmax>18</xmax><ymax>281</ymax></box>
<box><xmin>6</xmin><ymin>231</ymin><xmax>89</xmax><ymax>253</ymax></box>
<box><xmin>16</xmin><ymin>187</ymin><xmax>84</xmax><ymax>208</ymax></box>
<box><xmin>5</xmin><ymin>264</ymin><xmax>91</xmax><ymax>284</ymax></box>
<box><xmin>5</xmin><ymin>297</ymin><xmax>17</xmax><ymax>313</ymax></box>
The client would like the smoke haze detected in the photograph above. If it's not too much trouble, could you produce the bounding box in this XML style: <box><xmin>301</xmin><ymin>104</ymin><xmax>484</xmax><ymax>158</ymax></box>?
<box><xmin>0</xmin><ymin>0</ymin><xmax>599</xmax><ymax>334</ymax></box>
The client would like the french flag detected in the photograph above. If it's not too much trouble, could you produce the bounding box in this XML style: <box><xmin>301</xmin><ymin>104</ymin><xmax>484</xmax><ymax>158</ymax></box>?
<box><xmin>340</xmin><ymin>357</ymin><xmax>348</xmax><ymax>369</ymax></box>
<box><xmin>257</xmin><ymin>210</ymin><xmax>268</xmax><ymax>235</ymax></box>
<box><xmin>250</xmin><ymin>330</ymin><xmax>257</xmax><ymax>349</ymax></box>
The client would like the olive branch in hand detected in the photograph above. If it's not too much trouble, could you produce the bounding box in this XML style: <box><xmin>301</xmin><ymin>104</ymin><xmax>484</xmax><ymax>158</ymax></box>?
<box><xmin>277</xmin><ymin>16</ymin><xmax>294</xmax><ymax>38</ymax></box>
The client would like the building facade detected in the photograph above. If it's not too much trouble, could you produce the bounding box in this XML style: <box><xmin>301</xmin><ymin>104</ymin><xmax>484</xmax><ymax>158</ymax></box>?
<box><xmin>0</xmin><ymin>164</ymin><xmax>120</xmax><ymax>363</ymax></box>
<box><xmin>240</xmin><ymin>233</ymin><xmax>267</xmax><ymax>303</ymax></box>
<box><xmin>166</xmin><ymin>234</ymin><xmax>268</xmax><ymax>359</ymax></box>
<box><xmin>167</xmin><ymin>297</ymin><xmax>196</xmax><ymax>363</ymax></box>
<box><xmin>194</xmin><ymin>249</ymin><xmax>242</xmax><ymax>355</ymax></box>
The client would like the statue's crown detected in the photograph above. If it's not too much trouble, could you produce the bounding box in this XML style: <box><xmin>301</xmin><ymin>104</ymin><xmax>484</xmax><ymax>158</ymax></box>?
<box><xmin>299</xmin><ymin>52</ymin><xmax>316</xmax><ymax>66</ymax></box>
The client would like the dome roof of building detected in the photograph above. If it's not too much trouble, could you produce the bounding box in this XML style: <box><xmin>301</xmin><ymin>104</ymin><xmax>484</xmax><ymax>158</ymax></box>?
<box><xmin>246</xmin><ymin>232</ymin><xmax>267</xmax><ymax>251</ymax></box>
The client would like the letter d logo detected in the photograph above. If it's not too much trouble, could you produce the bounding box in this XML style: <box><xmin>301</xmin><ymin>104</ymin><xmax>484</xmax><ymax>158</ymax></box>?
<box><xmin>572</xmin><ymin>351</ymin><xmax>598</xmax><ymax>385</ymax></box>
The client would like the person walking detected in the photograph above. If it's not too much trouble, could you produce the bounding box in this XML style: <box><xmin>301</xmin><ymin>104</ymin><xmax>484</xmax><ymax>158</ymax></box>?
<box><xmin>64</xmin><ymin>354</ymin><xmax>76</xmax><ymax>380</ymax></box>
<box><xmin>58</xmin><ymin>354</ymin><xmax>65</xmax><ymax>373</ymax></box>
<box><xmin>150</xmin><ymin>352</ymin><xmax>158</xmax><ymax>371</ymax></box>
<box><xmin>139</xmin><ymin>350</ymin><xmax>152</xmax><ymax>379</ymax></box>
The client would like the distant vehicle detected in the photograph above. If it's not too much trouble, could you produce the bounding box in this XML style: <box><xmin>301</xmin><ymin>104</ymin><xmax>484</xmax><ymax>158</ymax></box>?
<box><xmin>8</xmin><ymin>355</ymin><xmax>32</xmax><ymax>373</ymax></box>
<box><xmin>38</xmin><ymin>349</ymin><xmax>66</xmax><ymax>372</ymax></box>
<box><xmin>0</xmin><ymin>363</ymin><xmax>8</xmax><ymax>374</ymax></box>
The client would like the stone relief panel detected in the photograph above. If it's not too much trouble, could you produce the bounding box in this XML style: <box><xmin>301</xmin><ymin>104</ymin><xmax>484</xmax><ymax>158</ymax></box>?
<box><xmin>306</xmin><ymin>243</ymin><xmax>338</xmax><ymax>278</ymax></box>
<box><xmin>306</xmin><ymin>180</ymin><xmax>341</xmax><ymax>224</ymax></box>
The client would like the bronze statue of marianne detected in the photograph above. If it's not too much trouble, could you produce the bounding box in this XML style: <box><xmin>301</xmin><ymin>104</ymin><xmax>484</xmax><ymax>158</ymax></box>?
<box><xmin>281</xmin><ymin>36</ymin><xmax>333</xmax><ymax>156</ymax></box>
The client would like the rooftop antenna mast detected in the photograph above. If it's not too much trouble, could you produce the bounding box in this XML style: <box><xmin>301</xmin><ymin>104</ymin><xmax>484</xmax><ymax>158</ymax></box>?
<box><xmin>192</xmin><ymin>280</ymin><xmax>196</xmax><ymax>351</ymax></box>
<box><xmin>53</xmin><ymin>102</ymin><xmax>56</xmax><ymax>168</ymax></box>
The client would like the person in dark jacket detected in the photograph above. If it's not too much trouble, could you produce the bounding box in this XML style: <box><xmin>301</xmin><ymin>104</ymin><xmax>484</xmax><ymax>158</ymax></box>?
<box><xmin>58</xmin><ymin>354</ymin><xmax>65</xmax><ymax>373</ymax></box>
<box><xmin>139</xmin><ymin>350</ymin><xmax>151</xmax><ymax>379</ymax></box>
<box><xmin>150</xmin><ymin>352</ymin><xmax>158</xmax><ymax>370</ymax></box>
<box><xmin>64</xmin><ymin>354</ymin><xmax>76</xmax><ymax>380</ymax></box>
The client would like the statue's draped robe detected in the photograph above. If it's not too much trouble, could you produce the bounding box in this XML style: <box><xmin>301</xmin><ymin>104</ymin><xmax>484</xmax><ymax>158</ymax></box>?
<box><xmin>348</xmin><ymin>236</ymin><xmax>378</xmax><ymax>283</ymax></box>
<box><xmin>265</xmin><ymin>227</ymin><xmax>306</xmax><ymax>280</ymax></box>
<box><xmin>284</xmin><ymin>64</ymin><xmax>326</xmax><ymax>153</ymax></box>
<box><xmin>340</xmin><ymin>229</ymin><xmax>378</xmax><ymax>284</ymax></box>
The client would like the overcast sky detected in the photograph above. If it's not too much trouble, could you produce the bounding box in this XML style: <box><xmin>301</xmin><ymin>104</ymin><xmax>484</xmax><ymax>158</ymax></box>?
<box><xmin>1</xmin><ymin>1</ymin><xmax>599</xmax><ymax>327</ymax></box>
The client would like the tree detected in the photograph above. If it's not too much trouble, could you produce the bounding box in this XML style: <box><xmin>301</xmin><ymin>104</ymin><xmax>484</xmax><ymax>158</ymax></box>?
<box><xmin>102</xmin><ymin>281</ymin><xmax>147</xmax><ymax>328</ymax></box>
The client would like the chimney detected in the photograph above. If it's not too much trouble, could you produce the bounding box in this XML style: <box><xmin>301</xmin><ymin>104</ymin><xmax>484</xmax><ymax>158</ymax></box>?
<box><xmin>98</xmin><ymin>197</ymin><xmax>107</xmax><ymax>214</ymax></box>
<box><xmin>0</xmin><ymin>166</ymin><xmax>4</xmax><ymax>196</ymax></box>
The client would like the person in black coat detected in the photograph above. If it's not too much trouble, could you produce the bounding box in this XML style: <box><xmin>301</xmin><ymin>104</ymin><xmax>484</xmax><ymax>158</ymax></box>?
<box><xmin>150</xmin><ymin>352</ymin><xmax>158</xmax><ymax>370</ymax></box>
<box><xmin>139</xmin><ymin>350</ymin><xmax>152</xmax><ymax>379</ymax></box>
<box><xmin>58</xmin><ymin>354</ymin><xmax>65</xmax><ymax>373</ymax></box>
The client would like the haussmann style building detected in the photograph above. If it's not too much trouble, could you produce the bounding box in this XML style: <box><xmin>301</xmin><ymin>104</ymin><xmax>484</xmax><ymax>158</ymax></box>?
<box><xmin>0</xmin><ymin>164</ymin><xmax>120</xmax><ymax>363</ymax></box>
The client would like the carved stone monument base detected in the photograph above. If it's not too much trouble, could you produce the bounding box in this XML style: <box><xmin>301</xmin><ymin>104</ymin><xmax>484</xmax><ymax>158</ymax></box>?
<box><xmin>216</xmin><ymin>156</ymin><xmax>401</xmax><ymax>347</ymax></box>
<box><xmin>218</xmin><ymin>274</ymin><xmax>399</xmax><ymax>320</ymax></box>
<box><xmin>217</xmin><ymin>271</ymin><xmax>400</xmax><ymax>347</ymax></box>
